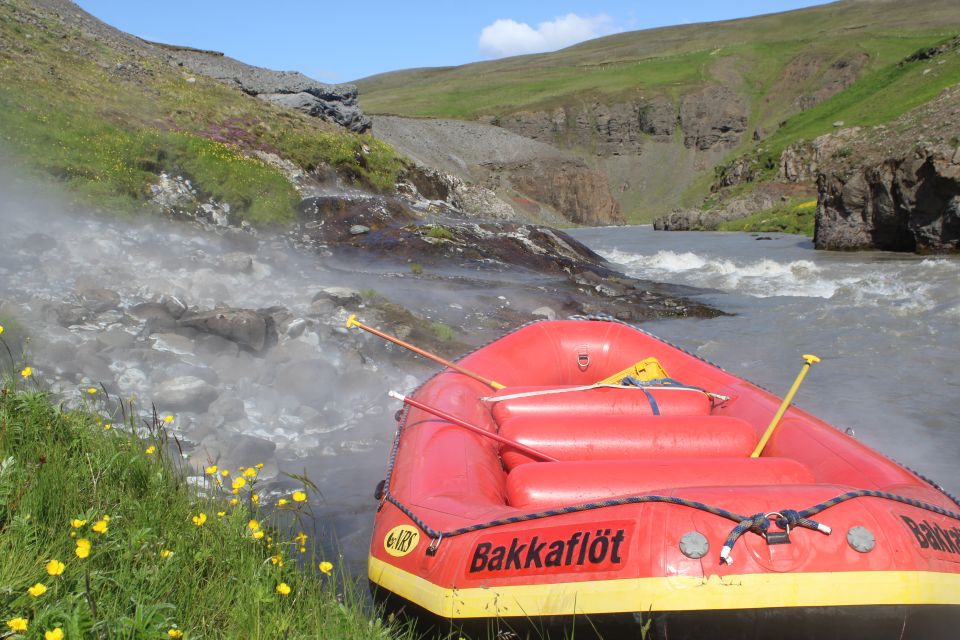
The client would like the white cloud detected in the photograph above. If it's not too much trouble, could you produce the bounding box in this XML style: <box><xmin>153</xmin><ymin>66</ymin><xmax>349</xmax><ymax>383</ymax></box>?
<box><xmin>479</xmin><ymin>13</ymin><xmax>619</xmax><ymax>58</ymax></box>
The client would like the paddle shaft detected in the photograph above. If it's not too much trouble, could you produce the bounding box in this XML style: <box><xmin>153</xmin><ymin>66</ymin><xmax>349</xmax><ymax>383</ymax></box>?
<box><xmin>751</xmin><ymin>354</ymin><xmax>820</xmax><ymax>458</ymax></box>
<box><xmin>347</xmin><ymin>315</ymin><xmax>505</xmax><ymax>390</ymax></box>
<box><xmin>389</xmin><ymin>391</ymin><xmax>558</xmax><ymax>462</ymax></box>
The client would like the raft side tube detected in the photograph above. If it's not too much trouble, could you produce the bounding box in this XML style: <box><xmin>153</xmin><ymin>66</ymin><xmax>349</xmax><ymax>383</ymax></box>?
<box><xmin>499</xmin><ymin>414</ymin><xmax>759</xmax><ymax>468</ymax></box>
<box><xmin>506</xmin><ymin>457</ymin><xmax>816</xmax><ymax>509</ymax></box>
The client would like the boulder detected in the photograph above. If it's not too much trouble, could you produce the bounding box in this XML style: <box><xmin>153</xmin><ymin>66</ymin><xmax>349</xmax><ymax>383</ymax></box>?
<box><xmin>153</xmin><ymin>376</ymin><xmax>219</xmax><ymax>412</ymax></box>
<box><xmin>179</xmin><ymin>307</ymin><xmax>276</xmax><ymax>352</ymax></box>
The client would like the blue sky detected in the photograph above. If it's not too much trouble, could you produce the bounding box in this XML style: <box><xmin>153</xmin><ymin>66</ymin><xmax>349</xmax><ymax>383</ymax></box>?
<box><xmin>75</xmin><ymin>1</ymin><xmax>834</xmax><ymax>83</ymax></box>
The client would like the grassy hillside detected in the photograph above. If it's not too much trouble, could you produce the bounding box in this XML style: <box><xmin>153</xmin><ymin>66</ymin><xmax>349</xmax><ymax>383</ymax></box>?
<box><xmin>358</xmin><ymin>0</ymin><xmax>960</xmax><ymax>124</ymax></box>
<box><xmin>357</xmin><ymin>0</ymin><xmax>960</xmax><ymax>222</ymax></box>
<box><xmin>0</xmin><ymin>0</ymin><xmax>404</xmax><ymax>225</ymax></box>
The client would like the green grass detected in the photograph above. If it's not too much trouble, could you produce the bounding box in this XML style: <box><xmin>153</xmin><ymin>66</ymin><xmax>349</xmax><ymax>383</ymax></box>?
<box><xmin>716</xmin><ymin>198</ymin><xmax>817</xmax><ymax>236</ymax></box>
<box><xmin>0</xmin><ymin>362</ymin><xmax>412</xmax><ymax>638</ymax></box>
<box><xmin>0</xmin><ymin>0</ymin><xmax>405</xmax><ymax>224</ymax></box>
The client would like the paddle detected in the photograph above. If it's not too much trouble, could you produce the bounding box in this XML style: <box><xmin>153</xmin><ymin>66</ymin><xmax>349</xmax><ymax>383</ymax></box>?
<box><xmin>388</xmin><ymin>391</ymin><xmax>558</xmax><ymax>462</ymax></box>
<box><xmin>346</xmin><ymin>315</ymin><xmax>505</xmax><ymax>390</ymax></box>
<box><xmin>750</xmin><ymin>354</ymin><xmax>820</xmax><ymax>458</ymax></box>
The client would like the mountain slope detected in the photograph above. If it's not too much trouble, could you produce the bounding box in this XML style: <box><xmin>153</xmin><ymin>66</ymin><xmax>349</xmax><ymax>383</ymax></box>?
<box><xmin>357</xmin><ymin>0</ymin><xmax>960</xmax><ymax>222</ymax></box>
<box><xmin>0</xmin><ymin>0</ymin><xmax>401</xmax><ymax>224</ymax></box>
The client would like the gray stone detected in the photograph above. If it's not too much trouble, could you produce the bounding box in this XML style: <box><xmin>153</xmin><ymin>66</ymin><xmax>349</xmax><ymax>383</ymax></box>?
<box><xmin>221</xmin><ymin>252</ymin><xmax>254</xmax><ymax>273</ymax></box>
<box><xmin>349</xmin><ymin>224</ymin><xmax>371</xmax><ymax>235</ymax></box>
<box><xmin>815</xmin><ymin>145</ymin><xmax>960</xmax><ymax>253</ymax></box>
<box><xmin>313</xmin><ymin>287</ymin><xmax>362</xmax><ymax>306</ymax></box>
<box><xmin>78</xmin><ymin>287</ymin><xmax>121</xmax><ymax>313</ymax></box>
<box><xmin>180</xmin><ymin>307</ymin><xmax>275</xmax><ymax>352</ymax></box>
<box><xmin>532</xmin><ymin>306</ymin><xmax>557</xmax><ymax>320</ymax></box>
<box><xmin>153</xmin><ymin>375</ymin><xmax>219</xmax><ymax>412</ymax></box>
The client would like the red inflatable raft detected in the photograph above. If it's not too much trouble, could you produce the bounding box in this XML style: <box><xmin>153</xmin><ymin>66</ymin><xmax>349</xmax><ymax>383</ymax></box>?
<box><xmin>368</xmin><ymin>319</ymin><xmax>960</xmax><ymax>639</ymax></box>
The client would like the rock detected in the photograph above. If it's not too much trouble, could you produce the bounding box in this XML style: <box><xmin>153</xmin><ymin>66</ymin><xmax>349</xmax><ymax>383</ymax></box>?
<box><xmin>680</xmin><ymin>86</ymin><xmax>748</xmax><ymax>151</ymax></box>
<box><xmin>53</xmin><ymin>303</ymin><xmax>89</xmax><ymax>327</ymax></box>
<box><xmin>505</xmin><ymin>159</ymin><xmax>624</xmax><ymax>225</ymax></box>
<box><xmin>815</xmin><ymin>145</ymin><xmax>960</xmax><ymax>252</ymax></box>
<box><xmin>130</xmin><ymin>302</ymin><xmax>178</xmax><ymax>334</ymax></box>
<box><xmin>532</xmin><ymin>306</ymin><xmax>557</xmax><ymax>321</ymax></box>
<box><xmin>638</xmin><ymin>97</ymin><xmax>676</xmax><ymax>137</ymax></box>
<box><xmin>180</xmin><ymin>307</ymin><xmax>276</xmax><ymax>353</ymax></box>
<box><xmin>77</xmin><ymin>286</ymin><xmax>121</xmax><ymax>313</ymax></box>
<box><xmin>162</xmin><ymin>296</ymin><xmax>188</xmax><ymax>319</ymax></box>
<box><xmin>163</xmin><ymin>46</ymin><xmax>371</xmax><ymax>132</ymax></box>
<box><xmin>153</xmin><ymin>375</ymin><xmax>219</xmax><ymax>412</ymax></box>
<box><xmin>221</xmin><ymin>252</ymin><xmax>254</xmax><ymax>274</ymax></box>
<box><xmin>349</xmin><ymin>224</ymin><xmax>370</xmax><ymax>235</ymax></box>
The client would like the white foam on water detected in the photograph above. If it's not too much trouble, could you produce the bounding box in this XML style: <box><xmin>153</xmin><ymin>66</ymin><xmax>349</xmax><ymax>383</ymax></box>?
<box><xmin>602</xmin><ymin>249</ymin><xmax>839</xmax><ymax>298</ymax></box>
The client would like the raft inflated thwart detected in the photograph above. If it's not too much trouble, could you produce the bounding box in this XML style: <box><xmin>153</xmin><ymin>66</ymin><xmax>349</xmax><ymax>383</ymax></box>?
<box><xmin>368</xmin><ymin>319</ymin><xmax>960</xmax><ymax>639</ymax></box>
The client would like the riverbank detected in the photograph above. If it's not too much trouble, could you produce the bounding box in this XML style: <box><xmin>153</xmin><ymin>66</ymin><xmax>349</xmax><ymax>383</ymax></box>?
<box><xmin>0</xmin><ymin>367</ymin><xmax>412</xmax><ymax>639</ymax></box>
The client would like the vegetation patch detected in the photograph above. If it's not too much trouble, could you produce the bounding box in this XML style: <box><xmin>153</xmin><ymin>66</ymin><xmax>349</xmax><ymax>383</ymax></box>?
<box><xmin>0</xmin><ymin>326</ymin><xmax>411</xmax><ymax>639</ymax></box>
<box><xmin>717</xmin><ymin>199</ymin><xmax>817</xmax><ymax>236</ymax></box>
<box><xmin>0</xmin><ymin>0</ymin><xmax>404</xmax><ymax>224</ymax></box>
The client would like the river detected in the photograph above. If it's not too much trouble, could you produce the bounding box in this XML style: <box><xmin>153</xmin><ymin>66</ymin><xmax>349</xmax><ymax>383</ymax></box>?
<box><xmin>1</xmin><ymin>179</ymin><xmax>958</xmax><ymax>571</ymax></box>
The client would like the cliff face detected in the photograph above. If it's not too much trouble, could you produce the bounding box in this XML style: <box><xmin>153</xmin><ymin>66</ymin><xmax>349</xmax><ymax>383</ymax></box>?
<box><xmin>371</xmin><ymin>116</ymin><xmax>623</xmax><ymax>225</ymax></box>
<box><xmin>815</xmin><ymin>145</ymin><xmax>960</xmax><ymax>253</ymax></box>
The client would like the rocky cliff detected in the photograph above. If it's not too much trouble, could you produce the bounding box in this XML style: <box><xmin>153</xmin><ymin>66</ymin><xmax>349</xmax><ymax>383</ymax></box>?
<box><xmin>157</xmin><ymin>44</ymin><xmax>371</xmax><ymax>133</ymax></box>
<box><xmin>371</xmin><ymin>116</ymin><xmax>623</xmax><ymax>225</ymax></box>
<box><xmin>815</xmin><ymin>144</ymin><xmax>960</xmax><ymax>252</ymax></box>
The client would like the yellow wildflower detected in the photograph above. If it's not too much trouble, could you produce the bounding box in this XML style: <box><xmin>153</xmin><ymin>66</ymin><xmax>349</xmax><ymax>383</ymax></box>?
<box><xmin>0</xmin><ymin>325</ymin><xmax>4</xmax><ymax>334</ymax></box>
<box><xmin>294</xmin><ymin>532</ymin><xmax>308</xmax><ymax>545</ymax></box>
<box><xmin>168</xmin><ymin>629</ymin><xmax>184</xmax><ymax>639</ymax></box>
<box><xmin>71</xmin><ymin>518</ymin><xmax>86</xmax><ymax>528</ymax></box>
<box><xmin>229</xmin><ymin>498</ymin><xmax>238</xmax><ymax>506</ymax></box>
<box><xmin>7</xmin><ymin>618</ymin><xmax>28</xmax><ymax>632</ymax></box>
<box><xmin>220</xmin><ymin>469</ymin><xmax>230</xmax><ymax>477</ymax></box>
<box><xmin>270</xmin><ymin>554</ymin><xmax>283</xmax><ymax>566</ymax></box>
<box><xmin>276</xmin><ymin>582</ymin><xmax>291</xmax><ymax>596</ymax></box>
<box><xmin>103</xmin><ymin>515</ymin><xmax>111</xmax><ymax>522</ymax></box>
<box><xmin>160</xmin><ymin>549</ymin><xmax>173</xmax><ymax>559</ymax></box>
<box><xmin>253</xmin><ymin>530</ymin><xmax>265</xmax><ymax>540</ymax></box>
<box><xmin>46</xmin><ymin>559</ymin><xmax>65</xmax><ymax>576</ymax></box>
<box><xmin>276</xmin><ymin>498</ymin><xmax>289</xmax><ymax>507</ymax></box>
<box><xmin>163</xmin><ymin>415</ymin><xmax>174</xmax><ymax>424</ymax></box>
<box><xmin>217</xmin><ymin>511</ymin><xmax>226</xmax><ymax>517</ymax></box>
<box><xmin>20</xmin><ymin>366</ymin><xmax>32</xmax><ymax>378</ymax></box>
<box><xmin>243</xmin><ymin>467</ymin><xmax>257</xmax><ymax>478</ymax></box>
<box><xmin>255</xmin><ymin>463</ymin><xmax>264</xmax><ymax>469</ymax></box>
<box><xmin>231</xmin><ymin>477</ymin><xmax>246</xmax><ymax>491</ymax></box>
<box><xmin>247</xmin><ymin>519</ymin><xmax>260</xmax><ymax>532</ymax></box>
<box><xmin>192</xmin><ymin>513</ymin><xmax>207</xmax><ymax>527</ymax></box>
<box><xmin>145</xmin><ymin>445</ymin><xmax>156</xmax><ymax>455</ymax></box>
<box><xmin>251</xmin><ymin>494</ymin><xmax>259</xmax><ymax>505</ymax></box>
<box><xmin>104</xmin><ymin>423</ymin><xmax>112</xmax><ymax>430</ymax></box>
<box><xmin>292</xmin><ymin>490</ymin><xmax>307</xmax><ymax>503</ymax></box>
<box><xmin>92</xmin><ymin>518</ymin><xmax>108</xmax><ymax>534</ymax></box>
<box><xmin>299</xmin><ymin>546</ymin><xmax>306</xmax><ymax>553</ymax></box>
<box><xmin>319</xmin><ymin>561</ymin><xmax>334</xmax><ymax>575</ymax></box>
<box><xmin>75</xmin><ymin>538</ymin><xmax>91</xmax><ymax>559</ymax></box>
<box><xmin>87</xmin><ymin>387</ymin><xmax>98</xmax><ymax>394</ymax></box>
<box><xmin>27</xmin><ymin>583</ymin><xmax>47</xmax><ymax>597</ymax></box>
<box><xmin>205</xmin><ymin>465</ymin><xmax>218</xmax><ymax>475</ymax></box>
<box><xmin>45</xmin><ymin>628</ymin><xmax>64</xmax><ymax>640</ymax></box>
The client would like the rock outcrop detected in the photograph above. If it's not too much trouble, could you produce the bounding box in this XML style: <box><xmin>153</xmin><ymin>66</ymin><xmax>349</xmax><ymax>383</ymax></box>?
<box><xmin>815</xmin><ymin>145</ymin><xmax>960</xmax><ymax>253</ymax></box>
<box><xmin>160</xmin><ymin>46</ymin><xmax>371</xmax><ymax>133</ymax></box>
<box><xmin>679</xmin><ymin>86</ymin><xmax>748</xmax><ymax>151</ymax></box>
<box><xmin>495</xmin><ymin>97</ymin><xmax>676</xmax><ymax>156</ymax></box>
<box><xmin>370</xmin><ymin>116</ymin><xmax>622</xmax><ymax>225</ymax></box>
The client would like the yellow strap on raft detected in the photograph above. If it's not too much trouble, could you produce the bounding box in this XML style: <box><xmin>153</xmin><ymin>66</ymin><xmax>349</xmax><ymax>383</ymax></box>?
<box><xmin>597</xmin><ymin>357</ymin><xmax>669</xmax><ymax>385</ymax></box>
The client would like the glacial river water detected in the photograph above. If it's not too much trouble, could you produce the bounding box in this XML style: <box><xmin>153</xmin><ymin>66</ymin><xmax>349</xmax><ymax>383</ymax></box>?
<box><xmin>2</xmin><ymin>177</ymin><xmax>958</xmax><ymax>573</ymax></box>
